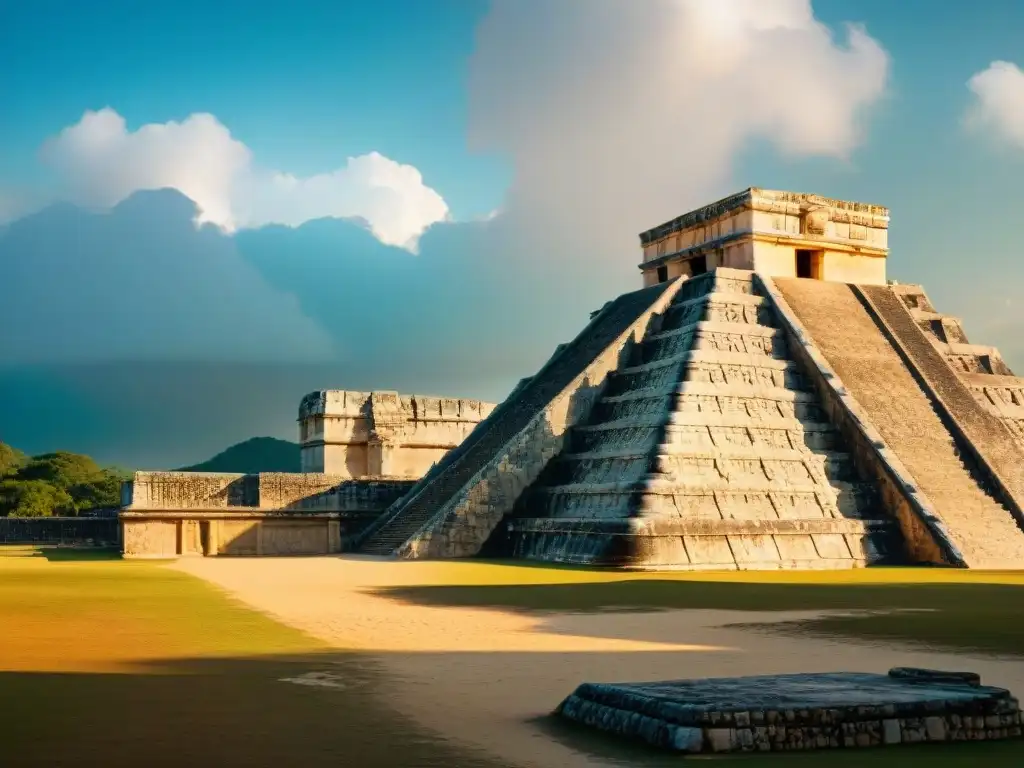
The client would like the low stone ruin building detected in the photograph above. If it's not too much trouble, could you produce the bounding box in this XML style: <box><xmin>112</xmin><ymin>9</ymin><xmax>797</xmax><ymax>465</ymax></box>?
<box><xmin>120</xmin><ymin>391</ymin><xmax>494</xmax><ymax>558</ymax></box>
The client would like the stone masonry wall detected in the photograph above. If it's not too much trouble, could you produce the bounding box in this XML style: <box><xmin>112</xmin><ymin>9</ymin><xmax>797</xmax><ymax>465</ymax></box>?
<box><xmin>299</xmin><ymin>390</ymin><xmax>496</xmax><ymax>477</ymax></box>
<box><xmin>399</xmin><ymin>279</ymin><xmax>687</xmax><ymax>558</ymax></box>
<box><xmin>125</xmin><ymin>471</ymin><xmax>412</xmax><ymax>512</ymax></box>
<box><xmin>121</xmin><ymin>471</ymin><xmax>414</xmax><ymax>558</ymax></box>
<box><xmin>758</xmin><ymin>276</ymin><xmax>964</xmax><ymax>566</ymax></box>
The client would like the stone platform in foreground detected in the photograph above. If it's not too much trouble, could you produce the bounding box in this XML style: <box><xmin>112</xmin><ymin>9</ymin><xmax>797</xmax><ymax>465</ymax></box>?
<box><xmin>555</xmin><ymin>667</ymin><xmax>1023</xmax><ymax>754</ymax></box>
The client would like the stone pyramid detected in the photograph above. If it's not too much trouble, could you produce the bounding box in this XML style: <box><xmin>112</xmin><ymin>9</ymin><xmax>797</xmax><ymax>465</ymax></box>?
<box><xmin>492</xmin><ymin>268</ymin><xmax>904</xmax><ymax>569</ymax></box>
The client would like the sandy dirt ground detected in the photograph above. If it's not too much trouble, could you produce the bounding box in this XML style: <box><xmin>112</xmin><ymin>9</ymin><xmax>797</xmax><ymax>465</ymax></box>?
<box><xmin>173</xmin><ymin>556</ymin><xmax>1024</xmax><ymax>768</ymax></box>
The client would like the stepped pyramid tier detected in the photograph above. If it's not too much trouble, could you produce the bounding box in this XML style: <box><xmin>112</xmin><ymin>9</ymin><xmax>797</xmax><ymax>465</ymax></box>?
<box><xmin>489</xmin><ymin>269</ymin><xmax>903</xmax><ymax>569</ymax></box>
<box><xmin>356</xmin><ymin>281</ymin><xmax>680</xmax><ymax>556</ymax></box>
<box><xmin>355</xmin><ymin>188</ymin><xmax>1024</xmax><ymax>570</ymax></box>
<box><xmin>889</xmin><ymin>284</ymin><xmax>1024</xmax><ymax>448</ymax></box>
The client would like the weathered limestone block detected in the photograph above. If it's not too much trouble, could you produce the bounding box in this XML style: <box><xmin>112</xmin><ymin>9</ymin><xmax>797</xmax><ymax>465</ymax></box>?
<box><xmin>120</xmin><ymin>471</ymin><xmax>414</xmax><ymax>559</ymax></box>
<box><xmin>557</xmin><ymin>669</ymin><xmax>1022</xmax><ymax>754</ymax></box>
<box><xmin>298</xmin><ymin>389</ymin><xmax>496</xmax><ymax>477</ymax></box>
<box><xmin>639</xmin><ymin>189</ymin><xmax>889</xmax><ymax>289</ymax></box>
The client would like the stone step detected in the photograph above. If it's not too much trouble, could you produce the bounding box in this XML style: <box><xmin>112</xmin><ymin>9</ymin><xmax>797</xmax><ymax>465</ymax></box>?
<box><xmin>592</xmin><ymin>382</ymin><xmax>819</xmax><ymax>426</ymax></box>
<box><xmin>667</xmin><ymin>412</ymin><xmax>834</xmax><ymax>430</ymax></box>
<box><xmin>509</xmin><ymin>516</ymin><xmax>897</xmax><ymax>537</ymax></box>
<box><xmin>675</xmin><ymin>400</ymin><xmax>827</xmax><ymax>425</ymax></box>
<box><xmin>618</xmin><ymin>350</ymin><xmax>797</xmax><ymax>377</ymax></box>
<box><xmin>526</xmin><ymin>481</ymin><xmax>879</xmax><ymax>521</ymax></box>
<box><xmin>682</xmin><ymin>359</ymin><xmax>812</xmax><ymax>392</ymax></box>
<box><xmin>533</xmin><ymin>477</ymin><xmax>870</xmax><ymax>496</ymax></box>
<box><xmin>562</xmin><ymin>444</ymin><xmax>850</xmax><ymax>464</ymax></box>
<box><xmin>663</xmin><ymin>269</ymin><xmax>756</xmax><ymax>308</ymax></box>
<box><xmin>652</xmin><ymin>452</ymin><xmax>855</xmax><ymax>486</ymax></box>
<box><xmin>646</xmin><ymin>320</ymin><xmax>781</xmax><ymax>344</ymax></box>
<box><xmin>608</xmin><ymin>351</ymin><xmax>811</xmax><ymax>397</ymax></box>
<box><xmin>666</xmin><ymin>420</ymin><xmax>840</xmax><ymax>452</ymax></box>
<box><xmin>589</xmin><ymin>391</ymin><xmax>675</xmax><ymax>424</ymax></box>
<box><xmin>606</xmin><ymin>360</ymin><xmax>688</xmax><ymax>396</ymax></box>
<box><xmin>643</xmin><ymin>471</ymin><xmax>867</xmax><ymax>496</ymax></box>
<box><xmin>659</xmin><ymin>291</ymin><xmax>772</xmax><ymax>333</ymax></box>
<box><xmin>677</xmin><ymin>381</ymin><xmax>819</xmax><ymax>402</ymax></box>
<box><xmin>637</xmin><ymin>488</ymin><xmax>880</xmax><ymax>523</ymax></box>
<box><xmin>570</xmin><ymin>423</ymin><xmax>662</xmax><ymax>453</ymax></box>
<box><xmin>570</xmin><ymin>417</ymin><xmax>839</xmax><ymax>454</ymax></box>
<box><xmin>552</xmin><ymin>448</ymin><xmax>856</xmax><ymax>487</ymax></box>
<box><xmin>502</xmin><ymin>516</ymin><xmax>904</xmax><ymax>569</ymax></box>
<box><xmin>516</xmin><ymin>484</ymin><xmax>640</xmax><ymax>519</ymax></box>
<box><xmin>640</xmin><ymin>322</ymin><xmax>787</xmax><ymax>364</ymax></box>
<box><xmin>577</xmin><ymin>411</ymin><xmax>831</xmax><ymax>436</ymax></box>
<box><xmin>543</xmin><ymin>454</ymin><xmax>654</xmax><ymax>486</ymax></box>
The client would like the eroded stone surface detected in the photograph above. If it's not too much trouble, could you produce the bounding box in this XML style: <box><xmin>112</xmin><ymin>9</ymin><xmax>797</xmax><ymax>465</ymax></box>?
<box><xmin>298</xmin><ymin>390</ymin><xmax>495</xmax><ymax>478</ymax></box>
<box><xmin>556</xmin><ymin>668</ymin><xmax>1023</xmax><ymax>754</ymax></box>
<box><xmin>495</xmin><ymin>269</ymin><xmax>901</xmax><ymax>569</ymax></box>
<box><xmin>775</xmin><ymin>278</ymin><xmax>1024</xmax><ymax>569</ymax></box>
<box><xmin>639</xmin><ymin>188</ymin><xmax>889</xmax><ymax>288</ymax></box>
<box><xmin>358</xmin><ymin>281</ymin><xmax>680</xmax><ymax>557</ymax></box>
<box><xmin>120</xmin><ymin>472</ymin><xmax>414</xmax><ymax>558</ymax></box>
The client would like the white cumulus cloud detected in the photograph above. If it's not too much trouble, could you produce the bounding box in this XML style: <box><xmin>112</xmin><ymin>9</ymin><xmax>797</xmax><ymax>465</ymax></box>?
<box><xmin>966</xmin><ymin>61</ymin><xmax>1024</xmax><ymax>150</ymax></box>
<box><xmin>468</xmin><ymin>0</ymin><xmax>890</xmax><ymax>280</ymax></box>
<box><xmin>38</xmin><ymin>108</ymin><xmax>448</xmax><ymax>250</ymax></box>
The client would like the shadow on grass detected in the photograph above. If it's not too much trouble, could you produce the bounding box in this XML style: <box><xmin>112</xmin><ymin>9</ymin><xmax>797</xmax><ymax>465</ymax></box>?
<box><xmin>2</xmin><ymin>650</ymin><xmax>1021</xmax><ymax>768</ymax></box>
<box><xmin>39</xmin><ymin>546</ymin><xmax>122</xmax><ymax>562</ymax></box>
<box><xmin>375</xmin><ymin>578</ymin><xmax>1024</xmax><ymax>657</ymax></box>
<box><xmin>0</xmin><ymin>651</ymin><xmax>504</xmax><ymax>768</ymax></box>
<box><xmin>0</xmin><ymin>545</ymin><xmax>121</xmax><ymax>562</ymax></box>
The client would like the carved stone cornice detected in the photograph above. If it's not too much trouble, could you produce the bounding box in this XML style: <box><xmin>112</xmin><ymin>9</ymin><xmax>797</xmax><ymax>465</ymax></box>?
<box><xmin>639</xmin><ymin>187</ymin><xmax>890</xmax><ymax>245</ymax></box>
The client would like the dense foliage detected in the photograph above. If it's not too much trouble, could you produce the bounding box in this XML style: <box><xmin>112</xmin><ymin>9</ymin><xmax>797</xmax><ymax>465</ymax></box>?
<box><xmin>0</xmin><ymin>443</ymin><xmax>129</xmax><ymax>518</ymax></box>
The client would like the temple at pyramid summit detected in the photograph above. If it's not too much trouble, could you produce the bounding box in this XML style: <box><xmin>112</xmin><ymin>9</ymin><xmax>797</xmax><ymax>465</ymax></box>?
<box><xmin>121</xmin><ymin>188</ymin><xmax>1024</xmax><ymax>569</ymax></box>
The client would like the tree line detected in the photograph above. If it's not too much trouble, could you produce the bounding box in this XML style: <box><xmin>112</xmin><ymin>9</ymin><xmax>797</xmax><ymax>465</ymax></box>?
<box><xmin>0</xmin><ymin>443</ymin><xmax>129</xmax><ymax>518</ymax></box>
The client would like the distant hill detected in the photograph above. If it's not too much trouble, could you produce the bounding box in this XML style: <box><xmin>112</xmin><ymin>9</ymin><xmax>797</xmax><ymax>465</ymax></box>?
<box><xmin>179</xmin><ymin>437</ymin><xmax>301</xmax><ymax>473</ymax></box>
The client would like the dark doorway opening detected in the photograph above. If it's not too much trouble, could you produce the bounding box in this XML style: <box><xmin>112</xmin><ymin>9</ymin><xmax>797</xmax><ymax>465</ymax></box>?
<box><xmin>689</xmin><ymin>255</ymin><xmax>708</xmax><ymax>276</ymax></box>
<box><xmin>796</xmin><ymin>249</ymin><xmax>822</xmax><ymax>279</ymax></box>
<box><xmin>656</xmin><ymin>265</ymin><xmax>668</xmax><ymax>283</ymax></box>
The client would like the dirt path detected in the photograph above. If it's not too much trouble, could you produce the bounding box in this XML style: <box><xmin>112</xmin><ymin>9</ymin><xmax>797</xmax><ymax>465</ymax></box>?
<box><xmin>173</xmin><ymin>556</ymin><xmax>1024</xmax><ymax>768</ymax></box>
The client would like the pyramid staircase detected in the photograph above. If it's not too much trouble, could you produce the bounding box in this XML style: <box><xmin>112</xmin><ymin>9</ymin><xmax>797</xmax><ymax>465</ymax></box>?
<box><xmin>489</xmin><ymin>269</ymin><xmax>905</xmax><ymax>569</ymax></box>
<box><xmin>773</xmin><ymin>277</ymin><xmax>1024</xmax><ymax>569</ymax></box>
<box><xmin>357</xmin><ymin>280</ymin><xmax>676</xmax><ymax>556</ymax></box>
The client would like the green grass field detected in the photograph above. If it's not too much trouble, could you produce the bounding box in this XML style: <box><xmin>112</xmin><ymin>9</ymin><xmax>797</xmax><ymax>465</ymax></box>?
<box><xmin>2</xmin><ymin>548</ymin><xmax>1022</xmax><ymax>767</ymax></box>
<box><xmin>0</xmin><ymin>547</ymin><xmax>500</xmax><ymax>768</ymax></box>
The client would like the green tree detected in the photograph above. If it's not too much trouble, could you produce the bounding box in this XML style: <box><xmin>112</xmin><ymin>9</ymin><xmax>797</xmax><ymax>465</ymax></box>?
<box><xmin>68</xmin><ymin>471</ymin><xmax>123</xmax><ymax>510</ymax></box>
<box><xmin>0</xmin><ymin>443</ymin><xmax>27</xmax><ymax>478</ymax></box>
<box><xmin>16</xmin><ymin>451</ymin><xmax>103</xmax><ymax>489</ymax></box>
<box><xmin>0</xmin><ymin>480</ymin><xmax>76</xmax><ymax>517</ymax></box>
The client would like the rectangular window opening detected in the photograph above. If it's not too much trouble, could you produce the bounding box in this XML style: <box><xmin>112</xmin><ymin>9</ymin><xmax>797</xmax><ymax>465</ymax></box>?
<box><xmin>689</xmin><ymin>255</ymin><xmax>708</xmax><ymax>276</ymax></box>
<box><xmin>656</xmin><ymin>265</ymin><xmax>668</xmax><ymax>283</ymax></box>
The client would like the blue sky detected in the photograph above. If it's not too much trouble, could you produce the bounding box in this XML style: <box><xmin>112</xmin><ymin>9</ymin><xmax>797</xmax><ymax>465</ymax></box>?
<box><xmin>1</xmin><ymin>0</ymin><xmax>1023</xmax><ymax>466</ymax></box>
<box><xmin>3</xmin><ymin>0</ymin><xmax>1022</xmax><ymax>224</ymax></box>
<box><xmin>0</xmin><ymin>0</ymin><xmax>506</xmax><ymax>220</ymax></box>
